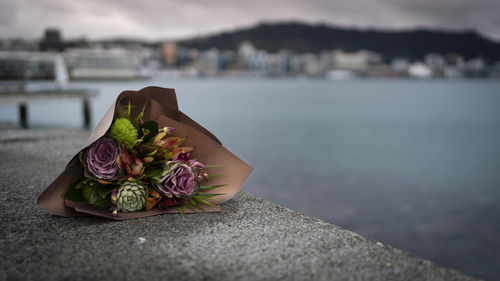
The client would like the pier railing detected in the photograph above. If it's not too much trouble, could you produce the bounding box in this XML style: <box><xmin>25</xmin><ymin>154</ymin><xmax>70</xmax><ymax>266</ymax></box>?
<box><xmin>0</xmin><ymin>82</ymin><xmax>97</xmax><ymax>129</ymax></box>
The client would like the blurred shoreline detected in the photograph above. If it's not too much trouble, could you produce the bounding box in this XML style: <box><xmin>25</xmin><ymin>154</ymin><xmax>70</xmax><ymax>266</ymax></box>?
<box><xmin>2</xmin><ymin>23</ymin><xmax>500</xmax><ymax>82</ymax></box>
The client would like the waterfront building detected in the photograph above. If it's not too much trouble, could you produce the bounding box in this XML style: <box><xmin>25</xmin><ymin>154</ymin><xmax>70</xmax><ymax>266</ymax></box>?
<box><xmin>64</xmin><ymin>48</ymin><xmax>146</xmax><ymax>79</ymax></box>
<box><xmin>331</xmin><ymin>50</ymin><xmax>382</xmax><ymax>73</ymax></box>
<box><xmin>391</xmin><ymin>58</ymin><xmax>410</xmax><ymax>76</ymax></box>
<box><xmin>464</xmin><ymin>57</ymin><xmax>488</xmax><ymax>77</ymax></box>
<box><xmin>39</xmin><ymin>28</ymin><xmax>64</xmax><ymax>52</ymax></box>
<box><xmin>0</xmin><ymin>51</ymin><xmax>63</xmax><ymax>80</ymax></box>
<box><xmin>425</xmin><ymin>53</ymin><xmax>446</xmax><ymax>71</ymax></box>
<box><xmin>408</xmin><ymin>62</ymin><xmax>433</xmax><ymax>78</ymax></box>
<box><xmin>162</xmin><ymin>42</ymin><xmax>178</xmax><ymax>67</ymax></box>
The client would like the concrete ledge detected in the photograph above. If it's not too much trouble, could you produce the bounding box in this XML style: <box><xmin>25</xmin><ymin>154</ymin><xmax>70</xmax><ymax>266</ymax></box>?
<box><xmin>0</xmin><ymin>129</ymin><xmax>477</xmax><ymax>281</ymax></box>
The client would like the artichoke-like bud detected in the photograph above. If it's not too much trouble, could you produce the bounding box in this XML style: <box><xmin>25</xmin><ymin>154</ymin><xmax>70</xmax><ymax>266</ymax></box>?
<box><xmin>116</xmin><ymin>181</ymin><xmax>147</xmax><ymax>212</ymax></box>
<box><xmin>110</xmin><ymin>118</ymin><xmax>138</xmax><ymax>151</ymax></box>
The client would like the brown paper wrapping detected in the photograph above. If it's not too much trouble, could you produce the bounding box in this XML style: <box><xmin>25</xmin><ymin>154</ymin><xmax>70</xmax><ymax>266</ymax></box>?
<box><xmin>37</xmin><ymin>86</ymin><xmax>253</xmax><ymax>220</ymax></box>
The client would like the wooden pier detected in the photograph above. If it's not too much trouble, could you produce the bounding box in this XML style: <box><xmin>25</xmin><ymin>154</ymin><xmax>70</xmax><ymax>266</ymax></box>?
<box><xmin>0</xmin><ymin>82</ymin><xmax>97</xmax><ymax>129</ymax></box>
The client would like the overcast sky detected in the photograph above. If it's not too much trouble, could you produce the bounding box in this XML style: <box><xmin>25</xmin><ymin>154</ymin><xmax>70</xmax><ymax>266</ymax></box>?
<box><xmin>1</xmin><ymin>0</ymin><xmax>499</xmax><ymax>41</ymax></box>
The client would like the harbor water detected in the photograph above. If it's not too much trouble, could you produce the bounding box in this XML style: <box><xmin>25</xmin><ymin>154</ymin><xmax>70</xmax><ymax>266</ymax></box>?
<box><xmin>1</xmin><ymin>78</ymin><xmax>499</xmax><ymax>280</ymax></box>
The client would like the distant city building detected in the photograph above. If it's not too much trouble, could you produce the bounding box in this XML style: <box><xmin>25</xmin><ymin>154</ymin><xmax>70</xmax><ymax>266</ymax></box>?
<box><xmin>466</xmin><ymin>58</ymin><xmax>486</xmax><ymax>71</ymax></box>
<box><xmin>1</xmin><ymin>33</ymin><xmax>499</xmax><ymax>80</ymax></box>
<box><xmin>162</xmin><ymin>42</ymin><xmax>177</xmax><ymax>67</ymax></box>
<box><xmin>175</xmin><ymin>46</ymin><xmax>189</xmax><ymax>67</ymax></box>
<box><xmin>0</xmin><ymin>51</ymin><xmax>66</xmax><ymax>80</ymax></box>
<box><xmin>331</xmin><ymin>50</ymin><xmax>382</xmax><ymax>73</ymax></box>
<box><xmin>239</xmin><ymin>42</ymin><xmax>270</xmax><ymax>72</ymax></box>
<box><xmin>391</xmin><ymin>58</ymin><xmax>410</xmax><ymax>75</ymax></box>
<box><xmin>443</xmin><ymin>66</ymin><xmax>463</xmax><ymax>79</ymax></box>
<box><xmin>265</xmin><ymin>51</ymin><xmax>290</xmax><ymax>76</ymax></box>
<box><xmin>64</xmin><ymin>48</ymin><xmax>145</xmax><ymax>79</ymax></box>
<box><xmin>491</xmin><ymin>61</ymin><xmax>500</xmax><ymax>78</ymax></box>
<box><xmin>464</xmin><ymin>57</ymin><xmax>488</xmax><ymax>77</ymax></box>
<box><xmin>238</xmin><ymin>42</ymin><xmax>256</xmax><ymax>60</ymax></box>
<box><xmin>302</xmin><ymin>53</ymin><xmax>322</xmax><ymax>76</ymax></box>
<box><xmin>218</xmin><ymin>50</ymin><xmax>235</xmax><ymax>71</ymax></box>
<box><xmin>200</xmin><ymin>48</ymin><xmax>220</xmax><ymax>75</ymax></box>
<box><xmin>425</xmin><ymin>53</ymin><xmax>446</xmax><ymax>71</ymax></box>
<box><xmin>444</xmin><ymin>53</ymin><xmax>466</xmax><ymax>68</ymax></box>
<box><xmin>408</xmin><ymin>62</ymin><xmax>432</xmax><ymax>78</ymax></box>
<box><xmin>0</xmin><ymin>38</ymin><xmax>38</xmax><ymax>51</ymax></box>
<box><xmin>39</xmin><ymin>28</ymin><xmax>64</xmax><ymax>52</ymax></box>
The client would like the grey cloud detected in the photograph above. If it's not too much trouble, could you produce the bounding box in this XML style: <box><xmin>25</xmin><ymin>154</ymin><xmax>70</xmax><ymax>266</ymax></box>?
<box><xmin>0</xmin><ymin>0</ymin><xmax>498</xmax><ymax>40</ymax></box>
<box><xmin>0</xmin><ymin>1</ymin><xmax>18</xmax><ymax>25</ymax></box>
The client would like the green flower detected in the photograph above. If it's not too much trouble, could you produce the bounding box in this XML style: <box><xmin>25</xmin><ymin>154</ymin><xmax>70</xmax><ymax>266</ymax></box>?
<box><xmin>116</xmin><ymin>181</ymin><xmax>147</xmax><ymax>212</ymax></box>
<box><xmin>110</xmin><ymin>118</ymin><xmax>138</xmax><ymax>150</ymax></box>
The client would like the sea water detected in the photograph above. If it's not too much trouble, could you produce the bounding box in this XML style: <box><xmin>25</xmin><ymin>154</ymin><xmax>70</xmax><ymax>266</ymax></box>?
<box><xmin>1</xmin><ymin>78</ymin><xmax>500</xmax><ymax>280</ymax></box>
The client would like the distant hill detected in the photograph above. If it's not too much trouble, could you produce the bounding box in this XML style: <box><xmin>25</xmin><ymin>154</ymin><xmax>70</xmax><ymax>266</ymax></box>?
<box><xmin>179</xmin><ymin>22</ymin><xmax>500</xmax><ymax>62</ymax></box>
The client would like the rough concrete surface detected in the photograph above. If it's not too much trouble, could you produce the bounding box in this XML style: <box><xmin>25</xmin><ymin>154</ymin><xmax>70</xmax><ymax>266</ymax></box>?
<box><xmin>0</xmin><ymin>129</ymin><xmax>478</xmax><ymax>281</ymax></box>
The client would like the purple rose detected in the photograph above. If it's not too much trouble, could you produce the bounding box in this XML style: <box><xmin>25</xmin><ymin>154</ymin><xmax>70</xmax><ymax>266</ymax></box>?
<box><xmin>86</xmin><ymin>137</ymin><xmax>120</xmax><ymax>180</ymax></box>
<box><xmin>156</xmin><ymin>162</ymin><xmax>197</xmax><ymax>197</ymax></box>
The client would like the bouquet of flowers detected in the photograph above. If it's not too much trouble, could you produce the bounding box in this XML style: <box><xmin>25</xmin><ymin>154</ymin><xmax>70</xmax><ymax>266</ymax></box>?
<box><xmin>38</xmin><ymin>87</ymin><xmax>252</xmax><ymax>220</ymax></box>
<box><xmin>63</xmin><ymin>102</ymin><xmax>223</xmax><ymax>215</ymax></box>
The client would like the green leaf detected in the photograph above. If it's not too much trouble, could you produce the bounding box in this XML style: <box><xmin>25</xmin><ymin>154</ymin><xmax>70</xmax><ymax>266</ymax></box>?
<box><xmin>117</xmin><ymin>104</ymin><xmax>124</xmax><ymax>118</ymax></box>
<box><xmin>78</xmin><ymin>151</ymin><xmax>85</xmax><ymax>166</ymax></box>
<box><xmin>126</xmin><ymin>101</ymin><xmax>132</xmax><ymax>119</ymax></box>
<box><xmin>193</xmin><ymin>196</ymin><xmax>215</xmax><ymax>207</ymax></box>
<box><xmin>175</xmin><ymin>206</ymin><xmax>185</xmax><ymax>214</ymax></box>
<box><xmin>189</xmin><ymin>198</ymin><xmax>205</xmax><ymax>211</ymax></box>
<box><xmin>163</xmin><ymin>151</ymin><xmax>172</xmax><ymax>160</ymax></box>
<box><xmin>139</xmin><ymin>120</ymin><xmax>158</xmax><ymax>143</ymax></box>
<box><xmin>83</xmin><ymin>185</ymin><xmax>110</xmax><ymax>208</ymax></box>
<box><xmin>96</xmin><ymin>186</ymin><xmax>115</xmax><ymax>198</ymax></box>
<box><xmin>145</xmin><ymin>148</ymin><xmax>159</xmax><ymax>157</ymax></box>
<box><xmin>132</xmin><ymin>139</ymin><xmax>143</xmax><ymax>149</ymax></box>
<box><xmin>193</xmin><ymin>191</ymin><xmax>224</xmax><ymax>198</ymax></box>
<box><xmin>142</xmin><ymin>166</ymin><xmax>163</xmax><ymax>183</ymax></box>
<box><xmin>145</xmin><ymin>159</ymin><xmax>168</xmax><ymax>167</ymax></box>
<box><xmin>141</xmin><ymin>128</ymin><xmax>150</xmax><ymax>137</ymax></box>
<box><xmin>185</xmin><ymin>204</ymin><xmax>196</xmax><ymax>212</ymax></box>
<box><xmin>62</xmin><ymin>180</ymin><xmax>86</xmax><ymax>202</ymax></box>
<box><xmin>207</xmin><ymin>174</ymin><xmax>227</xmax><ymax>179</ymax></box>
<box><xmin>82</xmin><ymin>185</ymin><xmax>95</xmax><ymax>201</ymax></box>
<box><xmin>199</xmin><ymin>184</ymin><xmax>226</xmax><ymax>190</ymax></box>
<box><xmin>133</xmin><ymin>102</ymin><xmax>147</xmax><ymax>127</ymax></box>
<box><xmin>138</xmin><ymin>143</ymin><xmax>157</xmax><ymax>154</ymax></box>
<box><xmin>92</xmin><ymin>199</ymin><xmax>109</xmax><ymax>209</ymax></box>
